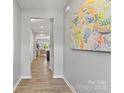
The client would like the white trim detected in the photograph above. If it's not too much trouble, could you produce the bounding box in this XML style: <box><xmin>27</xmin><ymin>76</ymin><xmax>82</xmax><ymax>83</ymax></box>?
<box><xmin>63</xmin><ymin>76</ymin><xmax>77</xmax><ymax>93</ymax></box>
<box><xmin>21</xmin><ymin>76</ymin><xmax>32</xmax><ymax>79</ymax></box>
<box><xmin>13</xmin><ymin>75</ymin><xmax>77</xmax><ymax>93</ymax></box>
<box><xmin>13</xmin><ymin>77</ymin><xmax>22</xmax><ymax>92</ymax></box>
<box><xmin>49</xmin><ymin>65</ymin><xmax>52</xmax><ymax>70</ymax></box>
<box><xmin>13</xmin><ymin>76</ymin><xmax>32</xmax><ymax>92</ymax></box>
<box><xmin>49</xmin><ymin>64</ymin><xmax>54</xmax><ymax>73</ymax></box>
<box><xmin>53</xmin><ymin>75</ymin><xmax>63</xmax><ymax>78</ymax></box>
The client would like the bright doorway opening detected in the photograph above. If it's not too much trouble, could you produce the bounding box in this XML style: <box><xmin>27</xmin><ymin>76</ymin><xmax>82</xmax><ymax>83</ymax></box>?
<box><xmin>30</xmin><ymin>18</ymin><xmax>54</xmax><ymax>74</ymax></box>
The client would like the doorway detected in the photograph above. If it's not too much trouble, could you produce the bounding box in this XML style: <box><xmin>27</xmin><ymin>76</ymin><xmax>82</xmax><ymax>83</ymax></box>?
<box><xmin>30</xmin><ymin>18</ymin><xmax>54</xmax><ymax>74</ymax></box>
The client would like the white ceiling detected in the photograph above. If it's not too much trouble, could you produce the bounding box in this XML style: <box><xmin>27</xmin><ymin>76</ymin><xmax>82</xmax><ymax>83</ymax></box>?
<box><xmin>17</xmin><ymin>0</ymin><xmax>69</xmax><ymax>9</ymax></box>
<box><xmin>31</xmin><ymin>18</ymin><xmax>50</xmax><ymax>33</ymax></box>
<box><xmin>31</xmin><ymin>18</ymin><xmax>50</xmax><ymax>40</ymax></box>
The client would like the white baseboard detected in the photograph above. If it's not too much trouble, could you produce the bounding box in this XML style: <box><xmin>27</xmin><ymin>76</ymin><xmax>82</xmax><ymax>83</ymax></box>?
<box><xmin>14</xmin><ymin>75</ymin><xmax>76</xmax><ymax>93</ymax></box>
<box><xmin>13</xmin><ymin>77</ymin><xmax>22</xmax><ymax>92</ymax></box>
<box><xmin>21</xmin><ymin>76</ymin><xmax>32</xmax><ymax>79</ymax></box>
<box><xmin>53</xmin><ymin>75</ymin><xmax>63</xmax><ymax>78</ymax></box>
<box><xmin>63</xmin><ymin>76</ymin><xmax>77</xmax><ymax>93</ymax></box>
<box><xmin>13</xmin><ymin>75</ymin><xmax>32</xmax><ymax>92</ymax></box>
<box><xmin>49</xmin><ymin>65</ymin><xmax>52</xmax><ymax>70</ymax></box>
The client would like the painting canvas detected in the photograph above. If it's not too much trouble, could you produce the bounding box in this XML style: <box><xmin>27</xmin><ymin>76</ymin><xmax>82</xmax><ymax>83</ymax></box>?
<box><xmin>70</xmin><ymin>0</ymin><xmax>111</xmax><ymax>52</ymax></box>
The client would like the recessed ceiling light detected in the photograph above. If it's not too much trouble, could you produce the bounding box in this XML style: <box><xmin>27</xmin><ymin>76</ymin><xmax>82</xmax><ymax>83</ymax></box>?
<box><xmin>65</xmin><ymin>5</ymin><xmax>70</xmax><ymax>12</ymax></box>
<box><xmin>41</xmin><ymin>26</ymin><xmax>44</xmax><ymax>29</ymax></box>
<box><xmin>30</xmin><ymin>19</ymin><xmax>37</xmax><ymax>22</ymax></box>
<box><xmin>31</xmin><ymin>18</ymin><xmax>45</xmax><ymax>22</ymax></box>
<box><xmin>39</xmin><ymin>34</ymin><xmax>46</xmax><ymax>37</ymax></box>
<box><xmin>36</xmin><ymin>36</ymin><xmax>50</xmax><ymax>39</ymax></box>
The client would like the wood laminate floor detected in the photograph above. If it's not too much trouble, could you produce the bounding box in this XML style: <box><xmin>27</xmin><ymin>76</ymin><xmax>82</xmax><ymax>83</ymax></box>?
<box><xmin>14</xmin><ymin>57</ymin><xmax>73</xmax><ymax>93</ymax></box>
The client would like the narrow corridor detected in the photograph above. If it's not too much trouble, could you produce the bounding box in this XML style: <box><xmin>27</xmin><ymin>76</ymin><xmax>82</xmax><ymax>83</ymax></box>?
<box><xmin>14</xmin><ymin>57</ymin><xmax>72</xmax><ymax>93</ymax></box>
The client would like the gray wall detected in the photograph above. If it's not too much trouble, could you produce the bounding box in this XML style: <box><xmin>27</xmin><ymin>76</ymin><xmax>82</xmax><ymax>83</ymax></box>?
<box><xmin>13</xmin><ymin>0</ymin><xmax>21</xmax><ymax>86</ymax></box>
<box><xmin>63</xmin><ymin>0</ymin><xmax>111</xmax><ymax>93</ymax></box>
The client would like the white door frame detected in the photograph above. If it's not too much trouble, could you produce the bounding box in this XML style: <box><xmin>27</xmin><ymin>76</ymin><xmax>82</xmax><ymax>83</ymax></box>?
<box><xmin>29</xmin><ymin>17</ymin><xmax>54</xmax><ymax>74</ymax></box>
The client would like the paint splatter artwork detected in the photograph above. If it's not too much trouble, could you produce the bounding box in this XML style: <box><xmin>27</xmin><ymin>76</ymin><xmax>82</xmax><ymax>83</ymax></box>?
<box><xmin>70</xmin><ymin>0</ymin><xmax>111</xmax><ymax>52</ymax></box>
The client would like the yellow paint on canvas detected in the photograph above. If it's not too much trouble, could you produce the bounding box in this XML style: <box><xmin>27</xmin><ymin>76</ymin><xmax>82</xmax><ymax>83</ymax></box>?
<box><xmin>87</xmin><ymin>23</ymin><xmax>94</xmax><ymax>30</ymax></box>
<box><xmin>98</xmin><ymin>11</ymin><xmax>105</xmax><ymax>20</ymax></box>
<box><xmin>73</xmin><ymin>26</ymin><xmax>82</xmax><ymax>33</ymax></box>
<box><xmin>76</xmin><ymin>9</ymin><xmax>83</xmax><ymax>19</ymax></box>
<box><xmin>87</xmin><ymin>7</ymin><xmax>96</xmax><ymax>15</ymax></box>
<box><xmin>85</xmin><ymin>0</ymin><xmax>95</xmax><ymax>5</ymax></box>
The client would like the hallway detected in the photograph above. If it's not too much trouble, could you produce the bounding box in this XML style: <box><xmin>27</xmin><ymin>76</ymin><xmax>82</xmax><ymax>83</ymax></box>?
<box><xmin>13</xmin><ymin>0</ymin><xmax>111</xmax><ymax>93</ymax></box>
<box><xmin>14</xmin><ymin>57</ymin><xmax>72</xmax><ymax>93</ymax></box>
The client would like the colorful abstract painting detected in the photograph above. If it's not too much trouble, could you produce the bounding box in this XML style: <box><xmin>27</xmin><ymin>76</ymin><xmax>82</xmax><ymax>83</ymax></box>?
<box><xmin>70</xmin><ymin>0</ymin><xmax>111</xmax><ymax>52</ymax></box>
